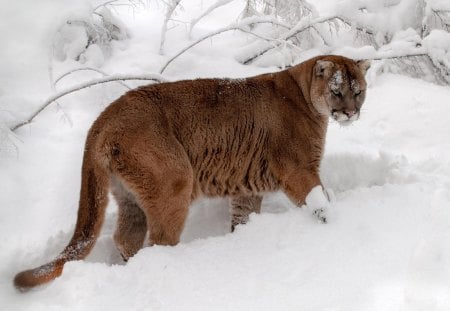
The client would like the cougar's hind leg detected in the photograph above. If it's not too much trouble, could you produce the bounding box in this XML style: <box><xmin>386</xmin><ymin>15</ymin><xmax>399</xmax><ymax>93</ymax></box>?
<box><xmin>111</xmin><ymin>134</ymin><xmax>194</xmax><ymax>248</ymax></box>
<box><xmin>230</xmin><ymin>195</ymin><xmax>263</xmax><ymax>232</ymax></box>
<box><xmin>144</xmin><ymin>167</ymin><xmax>193</xmax><ymax>246</ymax></box>
<box><xmin>111</xmin><ymin>178</ymin><xmax>147</xmax><ymax>261</ymax></box>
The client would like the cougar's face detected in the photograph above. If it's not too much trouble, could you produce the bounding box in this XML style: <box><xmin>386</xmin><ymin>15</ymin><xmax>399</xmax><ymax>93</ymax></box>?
<box><xmin>310</xmin><ymin>58</ymin><xmax>370</xmax><ymax>125</ymax></box>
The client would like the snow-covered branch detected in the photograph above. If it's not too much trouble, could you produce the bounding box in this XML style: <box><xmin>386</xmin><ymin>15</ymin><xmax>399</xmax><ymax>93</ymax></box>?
<box><xmin>368</xmin><ymin>50</ymin><xmax>428</xmax><ymax>61</ymax></box>
<box><xmin>93</xmin><ymin>0</ymin><xmax>121</xmax><ymax>12</ymax></box>
<box><xmin>159</xmin><ymin>0</ymin><xmax>181</xmax><ymax>55</ymax></box>
<box><xmin>50</xmin><ymin>4</ymin><xmax>129</xmax><ymax>70</ymax></box>
<box><xmin>54</xmin><ymin>67</ymin><xmax>132</xmax><ymax>90</ymax></box>
<box><xmin>242</xmin><ymin>15</ymin><xmax>374</xmax><ymax>64</ymax></box>
<box><xmin>432</xmin><ymin>9</ymin><xmax>450</xmax><ymax>31</ymax></box>
<box><xmin>93</xmin><ymin>0</ymin><xmax>144</xmax><ymax>14</ymax></box>
<box><xmin>160</xmin><ymin>16</ymin><xmax>291</xmax><ymax>74</ymax></box>
<box><xmin>11</xmin><ymin>74</ymin><xmax>167</xmax><ymax>132</ymax></box>
<box><xmin>423</xmin><ymin>9</ymin><xmax>450</xmax><ymax>36</ymax></box>
<box><xmin>189</xmin><ymin>0</ymin><xmax>235</xmax><ymax>38</ymax></box>
<box><xmin>243</xmin><ymin>0</ymin><xmax>317</xmax><ymax>23</ymax></box>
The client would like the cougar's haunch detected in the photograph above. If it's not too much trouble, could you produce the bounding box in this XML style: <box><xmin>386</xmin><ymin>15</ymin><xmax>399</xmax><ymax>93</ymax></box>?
<box><xmin>14</xmin><ymin>55</ymin><xmax>370</xmax><ymax>290</ymax></box>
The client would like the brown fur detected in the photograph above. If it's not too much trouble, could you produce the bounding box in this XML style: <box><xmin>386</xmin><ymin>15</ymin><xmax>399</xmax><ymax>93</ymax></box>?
<box><xmin>14</xmin><ymin>55</ymin><xmax>369</xmax><ymax>290</ymax></box>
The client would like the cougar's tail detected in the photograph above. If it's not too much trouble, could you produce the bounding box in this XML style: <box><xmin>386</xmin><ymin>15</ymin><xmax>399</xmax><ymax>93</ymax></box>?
<box><xmin>14</xmin><ymin>141</ymin><xmax>109</xmax><ymax>291</ymax></box>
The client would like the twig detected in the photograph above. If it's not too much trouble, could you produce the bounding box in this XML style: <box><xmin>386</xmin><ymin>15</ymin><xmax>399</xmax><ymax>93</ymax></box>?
<box><xmin>11</xmin><ymin>74</ymin><xmax>167</xmax><ymax>132</ymax></box>
<box><xmin>159</xmin><ymin>16</ymin><xmax>291</xmax><ymax>74</ymax></box>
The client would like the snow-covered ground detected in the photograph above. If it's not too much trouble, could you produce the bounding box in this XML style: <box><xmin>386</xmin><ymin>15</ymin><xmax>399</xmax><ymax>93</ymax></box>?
<box><xmin>1</xmin><ymin>1</ymin><xmax>449</xmax><ymax>310</ymax></box>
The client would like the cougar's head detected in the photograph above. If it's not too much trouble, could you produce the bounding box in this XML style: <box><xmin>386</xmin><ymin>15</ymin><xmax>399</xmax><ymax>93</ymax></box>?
<box><xmin>309</xmin><ymin>56</ymin><xmax>370</xmax><ymax>125</ymax></box>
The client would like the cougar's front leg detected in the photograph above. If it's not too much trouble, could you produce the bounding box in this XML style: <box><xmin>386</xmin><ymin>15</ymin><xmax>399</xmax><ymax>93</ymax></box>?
<box><xmin>281</xmin><ymin>169</ymin><xmax>330</xmax><ymax>223</ymax></box>
<box><xmin>230</xmin><ymin>195</ymin><xmax>263</xmax><ymax>232</ymax></box>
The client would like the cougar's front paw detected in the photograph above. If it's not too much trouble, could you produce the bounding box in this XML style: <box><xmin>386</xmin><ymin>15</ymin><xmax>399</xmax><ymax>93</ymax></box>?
<box><xmin>305</xmin><ymin>185</ymin><xmax>331</xmax><ymax>224</ymax></box>
<box><xmin>313</xmin><ymin>208</ymin><xmax>328</xmax><ymax>224</ymax></box>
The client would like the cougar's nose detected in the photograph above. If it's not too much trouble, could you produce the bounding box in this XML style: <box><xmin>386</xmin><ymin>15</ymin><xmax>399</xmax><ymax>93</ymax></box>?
<box><xmin>344</xmin><ymin>110</ymin><xmax>356</xmax><ymax>117</ymax></box>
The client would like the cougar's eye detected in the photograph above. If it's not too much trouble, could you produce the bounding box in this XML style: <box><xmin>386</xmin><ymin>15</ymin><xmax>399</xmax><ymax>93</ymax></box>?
<box><xmin>355</xmin><ymin>90</ymin><xmax>361</xmax><ymax>96</ymax></box>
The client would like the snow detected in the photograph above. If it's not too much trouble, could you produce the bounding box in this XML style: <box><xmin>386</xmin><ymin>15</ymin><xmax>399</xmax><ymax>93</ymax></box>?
<box><xmin>329</xmin><ymin>70</ymin><xmax>343</xmax><ymax>91</ymax></box>
<box><xmin>1</xmin><ymin>0</ymin><xmax>450</xmax><ymax>310</ymax></box>
<box><xmin>335</xmin><ymin>0</ymin><xmax>425</xmax><ymax>33</ymax></box>
<box><xmin>427</xmin><ymin>0</ymin><xmax>450</xmax><ymax>11</ymax></box>
<box><xmin>423</xmin><ymin>29</ymin><xmax>450</xmax><ymax>74</ymax></box>
<box><xmin>304</xmin><ymin>185</ymin><xmax>331</xmax><ymax>223</ymax></box>
<box><xmin>305</xmin><ymin>186</ymin><xmax>329</xmax><ymax>209</ymax></box>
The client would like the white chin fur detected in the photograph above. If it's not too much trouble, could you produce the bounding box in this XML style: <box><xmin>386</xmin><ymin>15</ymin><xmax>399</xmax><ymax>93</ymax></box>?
<box><xmin>332</xmin><ymin>112</ymin><xmax>359</xmax><ymax>124</ymax></box>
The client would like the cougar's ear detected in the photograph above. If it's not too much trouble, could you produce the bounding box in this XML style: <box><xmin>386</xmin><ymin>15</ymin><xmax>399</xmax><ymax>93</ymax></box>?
<box><xmin>356</xmin><ymin>59</ymin><xmax>371</xmax><ymax>75</ymax></box>
<box><xmin>314</xmin><ymin>60</ymin><xmax>334</xmax><ymax>77</ymax></box>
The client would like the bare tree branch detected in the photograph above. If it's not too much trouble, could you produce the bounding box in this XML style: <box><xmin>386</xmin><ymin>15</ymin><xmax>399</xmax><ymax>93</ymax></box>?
<box><xmin>11</xmin><ymin>74</ymin><xmax>167</xmax><ymax>132</ymax></box>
